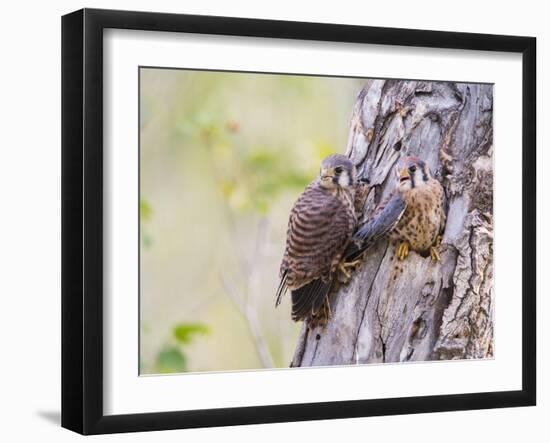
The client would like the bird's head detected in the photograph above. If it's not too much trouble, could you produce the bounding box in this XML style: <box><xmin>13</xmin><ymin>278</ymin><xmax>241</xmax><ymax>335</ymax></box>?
<box><xmin>395</xmin><ymin>156</ymin><xmax>432</xmax><ymax>193</ymax></box>
<box><xmin>319</xmin><ymin>154</ymin><xmax>356</xmax><ymax>190</ymax></box>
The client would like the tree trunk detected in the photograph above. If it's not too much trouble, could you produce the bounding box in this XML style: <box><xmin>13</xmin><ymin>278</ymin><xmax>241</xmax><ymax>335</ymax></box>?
<box><xmin>291</xmin><ymin>79</ymin><xmax>494</xmax><ymax>366</ymax></box>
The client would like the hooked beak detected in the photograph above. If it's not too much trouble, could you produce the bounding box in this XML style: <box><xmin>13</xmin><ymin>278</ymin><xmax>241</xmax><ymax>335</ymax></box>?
<box><xmin>321</xmin><ymin>167</ymin><xmax>335</xmax><ymax>180</ymax></box>
<box><xmin>399</xmin><ymin>168</ymin><xmax>410</xmax><ymax>183</ymax></box>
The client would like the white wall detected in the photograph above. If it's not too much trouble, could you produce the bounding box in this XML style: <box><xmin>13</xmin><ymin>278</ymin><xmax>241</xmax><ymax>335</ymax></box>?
<box><xmin>0</xmin><ymin>0</ymin><xmax>546</xmax><ymax>440</ymax></box>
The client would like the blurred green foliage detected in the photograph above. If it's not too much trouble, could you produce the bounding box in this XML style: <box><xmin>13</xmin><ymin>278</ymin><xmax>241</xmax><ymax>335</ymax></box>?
<box><xmin>140</xmin><ymin>198</ymin><xmax>153</xmax><ymax>249</ymax></box>
<box><xmin>139</xmin><ymin>68</ymin><xmax>363</xmax><ymax>374</ymax></box>
<box><xmin>176</xmin><ymin>109</ymin><xmax>320</xmax><ymax>214</ymax></box>
<box><xmin>140</xmin><ymin>198</ymin><xmax>153</xmax><ymax>221</ymax></box>
<box><xmin>153</xmin><ymin>322</ymin><xmax>210</xmax><ymax>373</ymax></box>
<box><xmin>173</xmin><ymin>322</ymin><xmax>210</xmax><ymax>344</ymax></box>
<box><xmin>156</xmin><ymin>346</ymin><xmax>187</xmax><ymax>373</ymax></box>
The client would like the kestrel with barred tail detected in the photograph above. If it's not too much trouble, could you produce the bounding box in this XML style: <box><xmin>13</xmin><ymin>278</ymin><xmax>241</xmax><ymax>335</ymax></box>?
<box><xmin>349</xmin><ymin>156</ymin><xmax>446</xmax><ymax>262</ymax></box>
<box><xmin>276</xmin><ymin>154</ymin><xmax>368</xmax><ymax>328</ymax></box>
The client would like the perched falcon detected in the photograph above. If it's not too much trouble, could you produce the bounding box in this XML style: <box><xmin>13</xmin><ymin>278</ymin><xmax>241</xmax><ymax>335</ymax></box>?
<box><xmin>276</xmin><ymin>154</ymin><xmax>366</xmax><ymax>328</ymax></box>
<box><xmin>350</xmin><ymin>156</ymin><xmax>446</xmax><ymax>262</ymax></box>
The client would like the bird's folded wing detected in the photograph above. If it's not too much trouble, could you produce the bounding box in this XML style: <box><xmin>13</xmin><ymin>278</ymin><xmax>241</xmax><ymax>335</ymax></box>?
<box><xmin>276</xmin><ymin>186</ymin><xmax>352</xmax><ymax>315</ymax></box>
<box><xmin>344</xmin><ymin>194</ymin><xmax>407</xmax><ymax>259</ymax></box>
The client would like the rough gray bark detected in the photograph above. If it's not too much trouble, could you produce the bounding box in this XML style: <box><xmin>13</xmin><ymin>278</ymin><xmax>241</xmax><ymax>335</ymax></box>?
<box><xmin>291</xmin><ymin>79</ymin><xmax>494</xmax><ymax>366</ymax></box>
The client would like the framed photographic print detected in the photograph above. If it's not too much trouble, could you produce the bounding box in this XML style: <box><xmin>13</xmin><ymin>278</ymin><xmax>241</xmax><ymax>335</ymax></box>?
<box><xmin>61</xmin><ymin>8</ymin><xmax>536</xmax><ymax>435</ymax></box>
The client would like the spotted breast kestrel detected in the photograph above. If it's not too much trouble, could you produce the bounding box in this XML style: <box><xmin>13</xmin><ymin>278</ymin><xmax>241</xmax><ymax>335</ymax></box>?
<box><xmin>350</xmin><ymin>156</ymin><xmax>446</xmax><ymax>262</ymax></box>
<box><xmin>276</xmin><ymin>154</ymin><xmax>367</xmax><ymax>328</ymax></box>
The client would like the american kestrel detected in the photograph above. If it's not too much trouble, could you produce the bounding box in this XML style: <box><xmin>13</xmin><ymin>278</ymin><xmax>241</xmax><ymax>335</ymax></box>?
<box><xmin>276</xmin><ymin>154</ymin><xmax>367</xmax><ymax>327</ymax></box>
<box><xmin>349</xmin><ymin>156</ymin><xmax>446</xmax><ymax>262</ymax></box>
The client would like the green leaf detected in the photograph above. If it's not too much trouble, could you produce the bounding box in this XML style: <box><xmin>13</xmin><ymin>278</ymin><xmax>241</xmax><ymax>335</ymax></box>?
<box><xmin>142</xmin><ymin>231</ymin><xmax>153</xmax><ymax>249</ymax></box>
<box><xmin>156</xmin><ymin>346</ymin><xmax>187</xmax><ymax>373</ymax></box>
<box><xmin>173</xmin><ymin>322</ymin><xmax>210</xmax><ymax>344</ymax></box>
<box><xmin>140</xmin><ymin>199</ymin><xmax>153</xmax><ymax>221</ymax></box>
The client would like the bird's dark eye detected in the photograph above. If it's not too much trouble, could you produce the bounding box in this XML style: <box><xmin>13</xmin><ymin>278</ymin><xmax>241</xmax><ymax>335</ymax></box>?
<box><xmin>409</xmin><ymin>165</ymin><xmax>417</xmax><ymax>173</ymax></box>
<box><xmin>335</xmin><ymin>167</ymin><xmax>344</xmax><ymax>174</ymax></box>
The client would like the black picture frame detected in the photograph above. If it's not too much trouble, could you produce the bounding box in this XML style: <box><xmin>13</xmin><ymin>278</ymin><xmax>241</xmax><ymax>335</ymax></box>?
<box><xmin>61</xmin><ymin>8</ymin><xmax>536</xmax><ymax>435</ymax></box>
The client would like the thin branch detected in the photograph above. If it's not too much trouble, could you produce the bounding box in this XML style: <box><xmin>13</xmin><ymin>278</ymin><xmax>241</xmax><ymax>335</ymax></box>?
<box><xmin>220</xmin><ymin>273</ymin><xmax>275</xmax><ymax>368</ymax></box>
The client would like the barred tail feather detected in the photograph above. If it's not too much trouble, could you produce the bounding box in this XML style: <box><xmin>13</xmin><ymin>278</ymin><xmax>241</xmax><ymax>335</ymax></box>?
<box><xmin>275</xmin><ymin>270</ymin><xmax>288</xmax><ymax>307</ymax></box>
<box><xmin>291</xmin><ymin>278</ymin><xmax>332</xmax><ymax>324</ymax></box>
<box><xmin>308</xmin><ymin>297</ymin><xmax>331</xmax><ymax>330</ymax></box>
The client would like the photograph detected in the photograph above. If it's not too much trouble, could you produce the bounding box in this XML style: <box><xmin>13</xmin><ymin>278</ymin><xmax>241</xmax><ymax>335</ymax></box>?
<box><xmin>139</xmin><ymin>68</ymin><xmax>494</xmax><ymax>374</ymax></box>
<box><xmin>56</xmin><ymin>4</ymin><xmax>537</xmax><ymax>437</ymax></box>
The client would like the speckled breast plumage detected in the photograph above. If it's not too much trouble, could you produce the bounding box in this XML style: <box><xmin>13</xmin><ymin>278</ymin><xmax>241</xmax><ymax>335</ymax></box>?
<box><xmin>390</xmin><ymin>178</ymin><xmax>445</xmax><ymax>253</ymax></box>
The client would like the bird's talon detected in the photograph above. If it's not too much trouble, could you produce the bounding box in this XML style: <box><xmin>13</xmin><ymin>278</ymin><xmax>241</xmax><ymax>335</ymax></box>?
<box><xmin>338</xmin><ymin>262</ymin><xmax>352</xmax><ymax>280</ymax></box>
<box><xmin>347</xmin><ymin>259</ymin><xmax>362</xmax><ymax>269</ymax></box>
<box><xmin>337</xmin><ymin>259</ymin><xmax>363</xmax><ymax>283</ymax></box>
<box><xmin>430</xmin><ymin>246</ymin><xmax>441</xmax><ymax>261</ymax></box>
<box><xmin>396</xmin><ymin>241</ymin><xmax>409</xmax><ymax>260</ymax></box>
